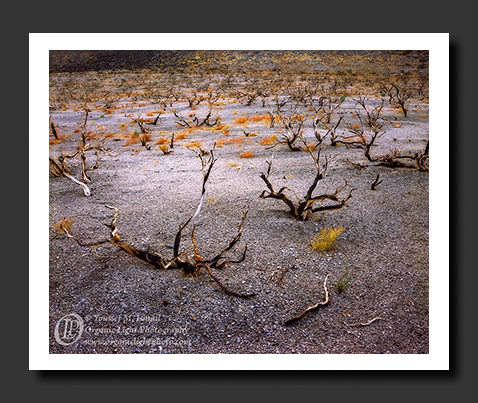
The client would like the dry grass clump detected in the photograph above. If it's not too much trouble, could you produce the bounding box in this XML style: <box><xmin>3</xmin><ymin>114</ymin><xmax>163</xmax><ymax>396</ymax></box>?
<box><xmin>139</xmin><ymin>133</ymin><xmax>152</xmax><ymax>146</ymax></box>
<box><xmin>250</xmin><ymin>114</ymin><xmax>270</xmax><ymax>123</ymax></box>
<box><xmin>154</xmin><ymin>137</ymin><xmax>169</xmax><ymax>145</ymax></box>
<box><xmin>182</xmin><ymin>140</ymin><xmax>203</xmax><ymax>148</ymax></box>
<box><xmin>159</xmin><ymin>144</ymin><xmax>172</xmax><ymax>154</ymax></box>
<box><xmin>175</xmin><ymin>132</ymin><xmax>189</xmax><ymax>140</ymax></box>
<box><xmin>124</xmin><ymin>130</ymin><xmax>141</xmax><ymax>146</ymax></box>
<box><xmin>53</xmin><ymin>217</ymin><xmax>75</xmax><ymax>234</ymax></box>
<box><xmin>311</xmin><ymin>226</ymin><xmax>344</xmax><ymax>251</ymax></box>
<box><xmin>216</xmin><ymin>137</ymin><xmax>244</xmax><ymax>147</ymax></box>
<box><xmin>124</xmin><ymin>138</ymin><xmax>140</xmax><ymax>146</ymax></box>
<box><xmin>225</xmin><ymin>161</ymin><xmax>241</xmax><ymax>168</ymax></box>
<box><xmin>213</xmin><ymin>124</ymin><xmax>232</xmax><ymax>136</ymax></box>
<box><xmin>235</xmin><ymin>116</ymin><xmax>249</xmax><ymax>124</ymax></box>
<box><xmin>49</xmin><ymin>137</ymin><xmax>66</xmax><ymax>145</ymax></box>
<box><xmin>238</xmin><ymin>150</ymin><xmax>254</xmax><ymax>158</ymax></box>
<box><xmin>259</xmin><ymin>135</ymin><xmax>277</xmax><ymax>146</ymax></box>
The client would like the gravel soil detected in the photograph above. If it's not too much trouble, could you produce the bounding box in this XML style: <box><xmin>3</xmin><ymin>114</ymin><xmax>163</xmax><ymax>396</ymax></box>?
<box><xmin>48</xmin><ymin>56</ymin><xmax>429</xmax><ymax>354</ymax></box>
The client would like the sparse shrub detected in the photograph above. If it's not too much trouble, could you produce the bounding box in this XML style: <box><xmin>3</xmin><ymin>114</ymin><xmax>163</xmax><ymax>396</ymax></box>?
<box><xmin>140</xmin><ymin>133</ymin><xmax>152</xmax><ymax>147</ymax></box>
<box><xmin>159</xmin><ymin>144</ymin><xmax>172</xmax><ymax>154</ymax></box>
<box><xmin>332</xmin><ymin>266</ymin><xmax>352</xmax><ymax>293</ymax></box>
<box><xmin>311</xmin><ymin>226</ymin><xmax>344</xmax><ymax>251</ymax></box>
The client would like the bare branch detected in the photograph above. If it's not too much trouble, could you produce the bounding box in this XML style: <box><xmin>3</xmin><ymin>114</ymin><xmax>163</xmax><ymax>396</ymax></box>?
<box><xmin>284</xmin><ymin>274</ymin><xmax>331</xmax><ymax>325</ymax></box>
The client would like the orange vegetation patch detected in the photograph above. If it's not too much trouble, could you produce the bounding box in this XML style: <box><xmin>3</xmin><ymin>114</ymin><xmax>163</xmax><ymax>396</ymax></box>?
<box><xmin>250</xmin><ymin>114</ymin><xmax>269</xmax><ymax>122</ymax></box>
<box><xmin>124</xmin><ymin>138</ymin><xmax>140</xmax><ymax>147</ymax></box>
<box><xmin>234</xmin><ymin>116</ymin><xmax>249</xmax><ymax>124</ymax></box>
<box><xmin>175</xmin><ymin>132</ymin><xmax>189</xmax><ymax>140</ymax></box>
<box><xmin>259</xmin><ymin>135</ymin><xmax>277</xmax><ymax>146</ymax></box>
<box><xmin>238</xmin><ymin>150</ymin><xmax>254</xmax><ymax>158</ymax></box>
<box><xmin>182</xmin><ymin>140</ymin><xmax>203</xmax><ymax>148</ymax></box>
<box><xmin>49</xmin><ymin>137</ymin><xmax>66</xmax><ymax>145</ymax></box>
<box><xmin>140</xmin><ymin>133</ymin><xmax>153</xmax><ymax>143</ymax></box>
<box><xmin>213</xmin><ymin>124</ymin><xmax>232</xmax><ymax>134</ymax></box>
<box><xmin>216</xmin><ymin>137</ymin><xmax>244</xmax><ymax>147</ymax></box>
<box><xmin>154</xmin><ymin>137</ymin><xmax>169</xmax><ymax>145</ymax></box>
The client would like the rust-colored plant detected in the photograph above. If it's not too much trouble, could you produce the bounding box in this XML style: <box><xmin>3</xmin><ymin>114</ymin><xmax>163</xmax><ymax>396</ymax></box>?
<box><xmin>239</xmin><ymin>150</ymin><xmax>254</xmax><ymax>158</ymax></box>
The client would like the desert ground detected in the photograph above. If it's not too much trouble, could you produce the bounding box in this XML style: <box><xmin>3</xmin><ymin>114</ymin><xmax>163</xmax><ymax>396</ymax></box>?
<box><xmin>48</xmin><ymin>51</ymin><xmax>429</xmax><ymax>354</ymax></box>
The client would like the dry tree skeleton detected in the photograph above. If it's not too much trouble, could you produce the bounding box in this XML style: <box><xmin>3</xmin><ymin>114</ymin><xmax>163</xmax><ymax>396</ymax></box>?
<box><xmin>172</xmin><ymin>108</ymin><xmax>219</xmax><ymax>128</ymax></box>
<box><xmin>375</xmin><ymin>141</ymin><xmax>429</xmax><ymax>171</ymax></box>
<box><xmin>56</xmin><ymin>149</ymin><xmax>255</xmax><ymax>298</ymax></box>
<box><xmin>259</xmin><ymin>146</ymin><xmax>354</xmax><ymax>221</ymax></box>
<box><xmin>49</xmin><ymin>106</ymin><xmax>105</xmax><ymax>196</ymax></box>
<box><xmin>344</xmin><ymin>97</ymin><xmax>387</xmax><ymax>162</ymax></box>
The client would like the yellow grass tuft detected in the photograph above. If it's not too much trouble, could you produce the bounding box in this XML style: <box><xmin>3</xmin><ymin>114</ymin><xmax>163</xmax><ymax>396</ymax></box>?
<box><xmin>311</xmin><ymin>226</ymin><xmax>344</xmax><ymax>251</ymax></box>
<box><xmin>159</xmin><ymin>144</ymin><xmax>172</xmax><ymax>154</ymax></box>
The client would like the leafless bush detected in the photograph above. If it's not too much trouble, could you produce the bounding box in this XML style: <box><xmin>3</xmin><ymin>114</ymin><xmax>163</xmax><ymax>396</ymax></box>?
<box><xmin>343</xmin><ymin>96</ymin><xmax>388</xmax><ymax>161</ymax></box>
<box><xmin>49</xmin><ymin>105</ymin><xmax>106</xmax><ymax>196</ymax></box>
<box><xmin>56</xmin><ymin>150</ymin><xmax>255</xmax><ymax>298</ymax></box>
<box><xmin>260</xmin><ymin>147</ymin><xmax>354</xmax><ymax>221</ymax></box>
<box><xmin>379</xmin><ymin>74</ymin><xmax>415</xmax><ymax>117</ymax></box>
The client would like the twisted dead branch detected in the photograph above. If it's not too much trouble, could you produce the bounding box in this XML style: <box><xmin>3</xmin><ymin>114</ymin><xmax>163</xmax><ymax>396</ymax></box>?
<box><xmin>49</xmin><ymin>105</ymin><xmax>106</xmax><ymax>196</ymax></box>
<box><xmin>57</xmin><ymin>149</ymin><xmax>255</xmax><ymax>298</ymax></box>
<box><xmin>345</xmin><ymin>317</ymin><xmax>382</xmax><ymax>327</ymax></box>
<box><xmin>370</xmin><ymin>173</ymin><xmax>383</xmax><ymax>190</ymax></box>
<box><xmin>284</xmin><ymin>274</ymin><xmax>331</xmax><ymax>326</ymax></box>
<box><xmin>375</xmin><ymin>141</ymin><xmax>429</xmax><ymax>171</ymax></box>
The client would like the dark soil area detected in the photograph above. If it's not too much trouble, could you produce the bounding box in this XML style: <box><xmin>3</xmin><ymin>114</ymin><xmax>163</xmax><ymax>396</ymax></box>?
<box><xmin>49</xmin><ymin>50</ymin><xmax>428</xmax><ymax>74</ymax></box>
